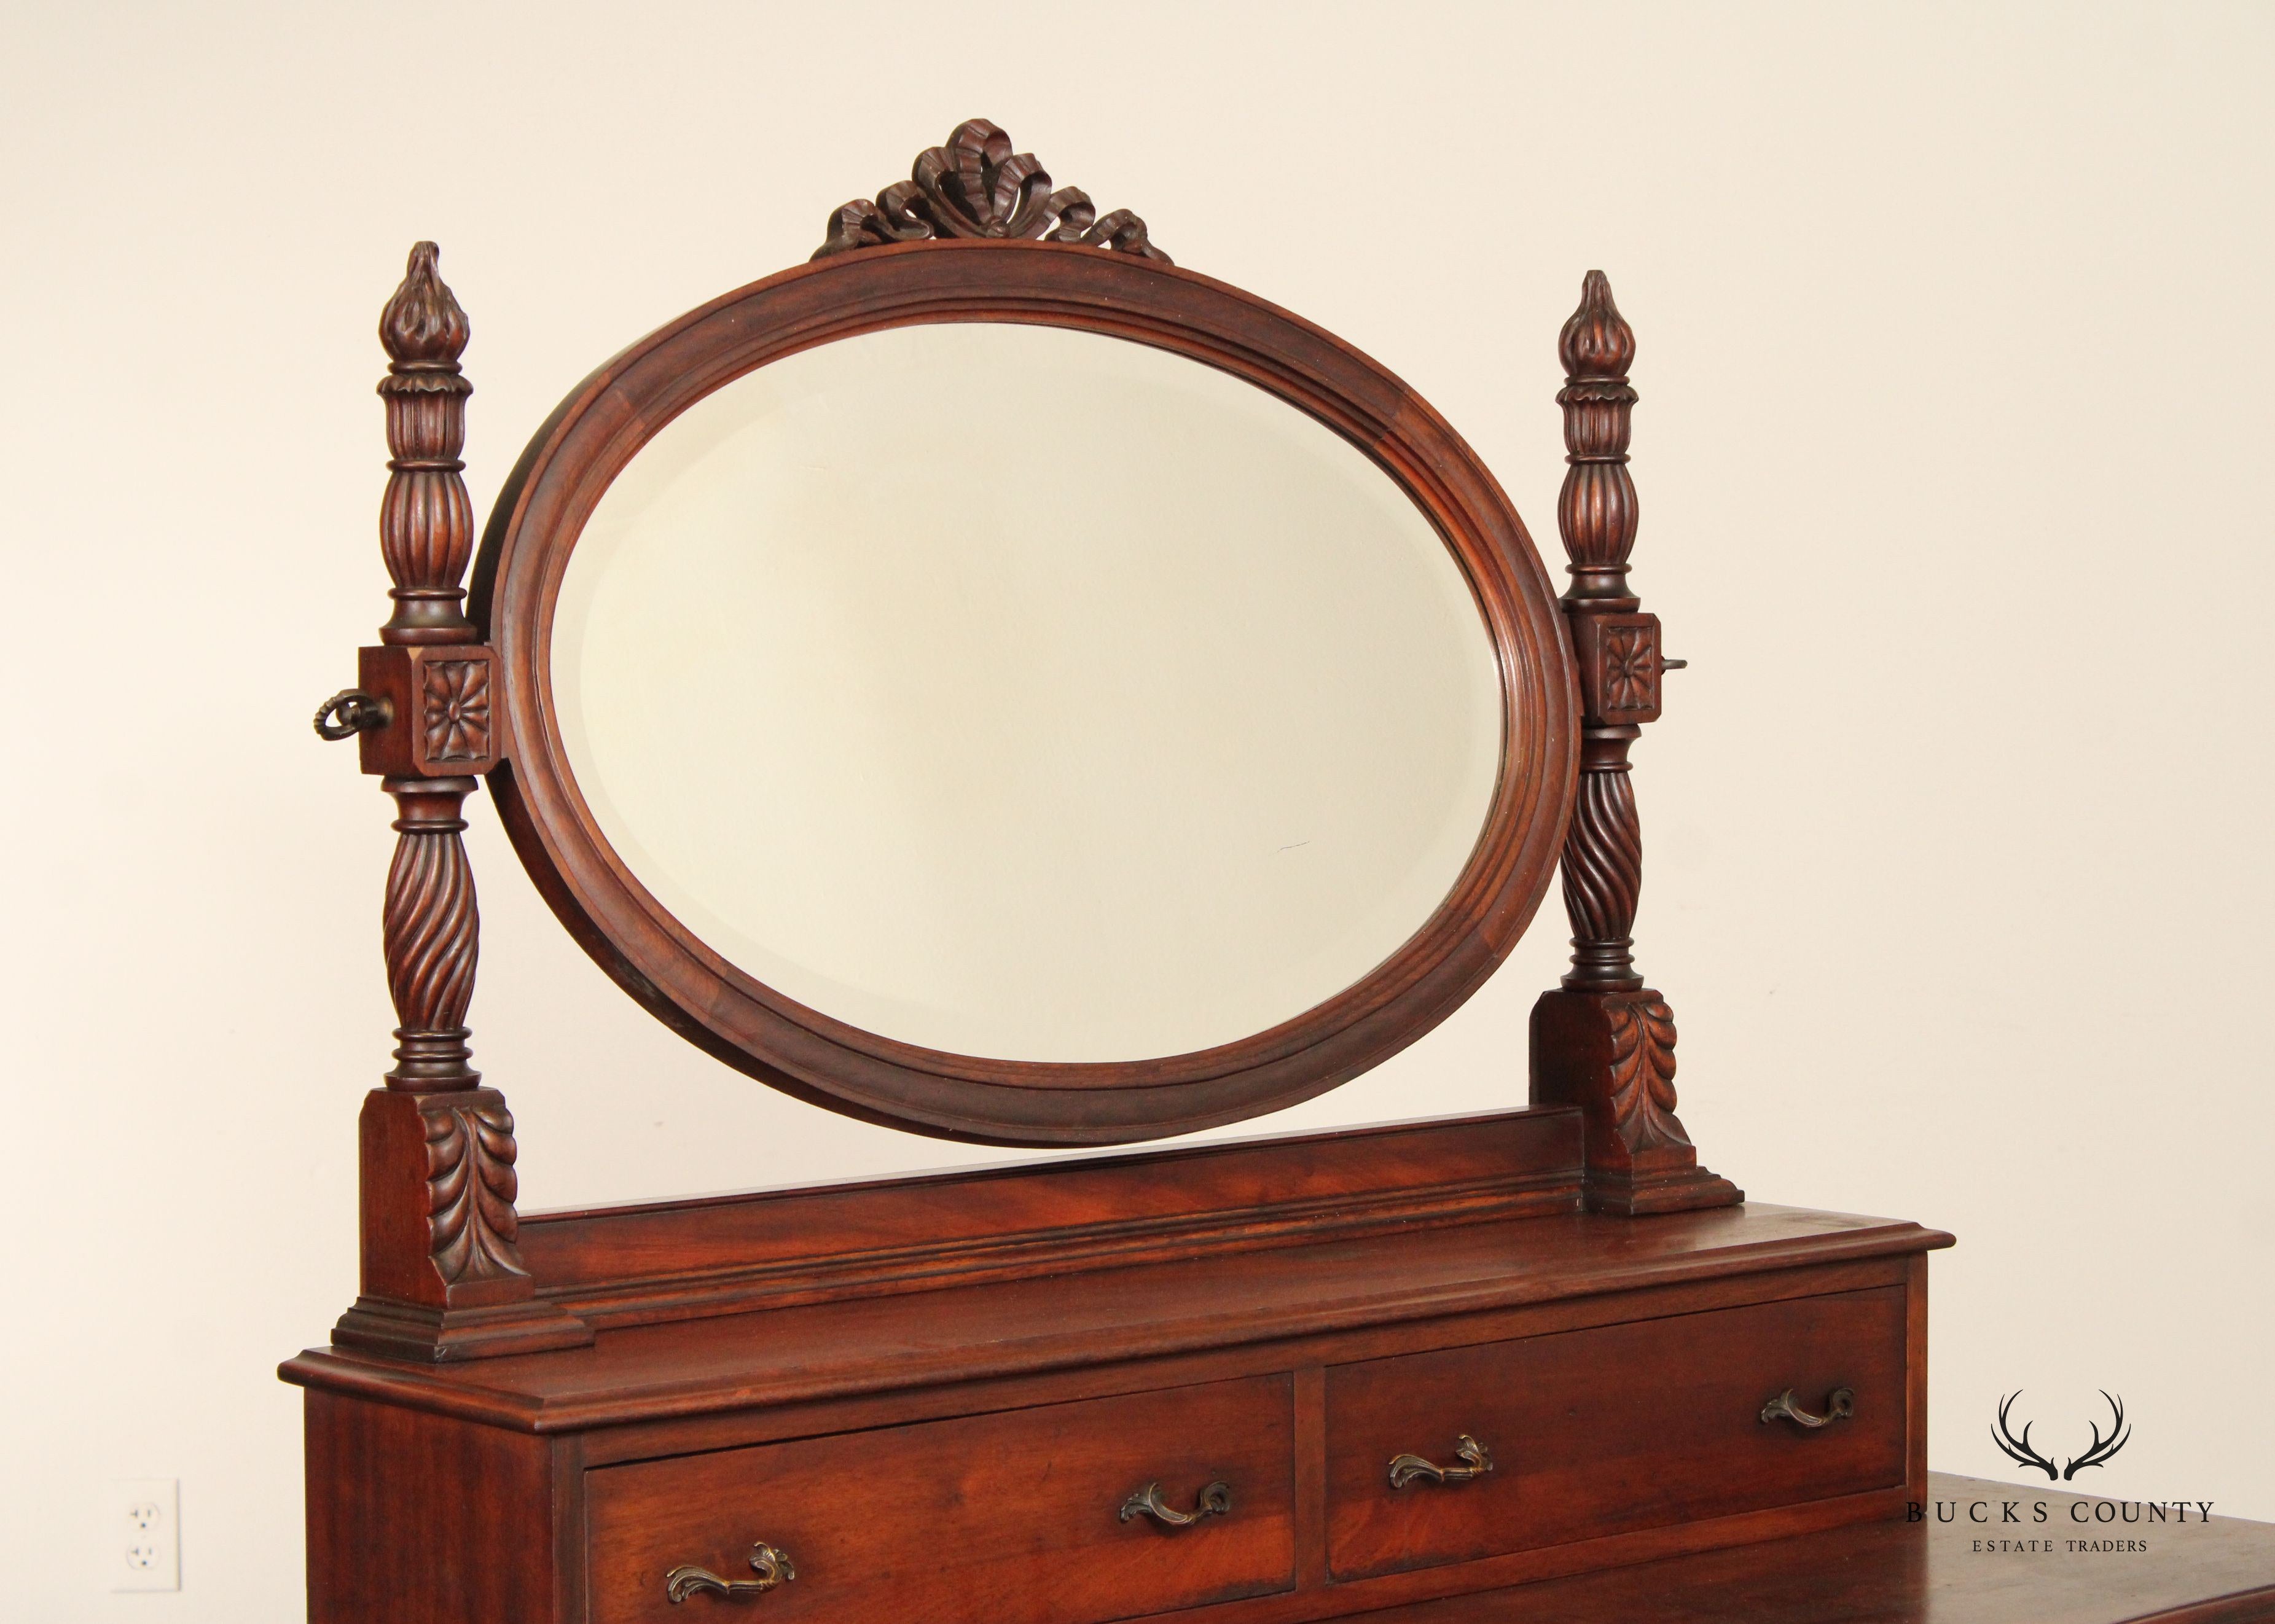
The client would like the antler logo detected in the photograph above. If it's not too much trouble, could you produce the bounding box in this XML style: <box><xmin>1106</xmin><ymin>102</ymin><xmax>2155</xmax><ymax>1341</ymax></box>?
<box><xmin>1992</xmin><ymin>1391</ymin><xmax>2131</xmax><ymax>1481</ymax></box>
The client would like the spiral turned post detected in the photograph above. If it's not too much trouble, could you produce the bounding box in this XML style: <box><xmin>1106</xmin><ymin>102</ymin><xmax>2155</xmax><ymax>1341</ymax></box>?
<box><xmin>1530</xmin><ymin>271</ymin><xmax>1738</xmax><ymax>1216</ymax></box>
<box><xmin>381</xmin><ymin>774</ymin><xmax>480</xmax><ymax>1088</ymax></box>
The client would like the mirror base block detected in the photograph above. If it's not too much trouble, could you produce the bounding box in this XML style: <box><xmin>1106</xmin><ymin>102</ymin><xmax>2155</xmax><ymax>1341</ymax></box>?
<box><xmin>331</xmin><ymin>1294</ymin><xmax>593</xmax><ymax>1364</ymax></box>
<box><xmin>1528</xmin><ymin>988</ymin><xmax>1743</xmax><ymax>1216</ymax></box>
<box><xmin>336</xmin><ymin>1086</ymin><xmax>595</xmax><ymax>1363</ymax></box>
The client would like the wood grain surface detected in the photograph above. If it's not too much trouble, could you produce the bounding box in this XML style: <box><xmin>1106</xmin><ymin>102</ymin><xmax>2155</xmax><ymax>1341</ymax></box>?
<box><xmin>289</xmin><ymin>1203</ymin><xmax>1954</xmax><ymax>1623</ymax></box>
<box><xmin>586</xmin><ymin>1375</ymin><xmax>1295</xmax><ymax>1624</ymax></box>
<box><xmin>1325</xmin><ymin>1287</ymin><xmax>1908</xmax><ymax>1580</ymax></box>
<box><xmin>284</xmin><ymin>1204</ymin><xmax>1950</xmax><ymax>1435</ymax></box>
<box><xmin>1339</xmin><ymin>1472</ymin><xmax>2275</xmax><ymax>1623</ymax></box>
<box><xmin>516</xmin><ymin>1109</ymin><xmax>1584</xmax><ymax>1332</ymax></box>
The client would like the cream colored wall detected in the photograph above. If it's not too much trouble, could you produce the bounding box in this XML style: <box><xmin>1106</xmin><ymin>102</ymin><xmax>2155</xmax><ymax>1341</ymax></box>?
<box><xmin>2</xmin><ymin>2</ymin><xmax>2269</xmax><ymax>1617</ymax></box>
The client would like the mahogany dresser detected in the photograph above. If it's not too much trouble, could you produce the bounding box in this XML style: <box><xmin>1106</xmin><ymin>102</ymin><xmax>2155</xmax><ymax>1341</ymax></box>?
<box><xmin>288</xmin><ymin>118</ymin><xmax>1952</xmax><ymax>1622</ymax></box>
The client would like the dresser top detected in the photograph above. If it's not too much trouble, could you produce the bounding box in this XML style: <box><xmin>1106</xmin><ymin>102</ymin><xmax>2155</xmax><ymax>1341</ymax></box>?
<box><xmin>282</xmin><ymin>1201</ymin><xmax>1949</xmax><ymax>1434</ymax></box>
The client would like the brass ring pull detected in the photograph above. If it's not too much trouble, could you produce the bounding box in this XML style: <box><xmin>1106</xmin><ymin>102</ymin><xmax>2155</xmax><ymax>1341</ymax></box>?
<box><xmin>665</xmin><ymin>1544</ymin><xmax>796</xmax><ymax>1604</ymax></box>
<box><xmin>313</xmin><ymin>689</ymin><xmax>391</xmax><ymax>741</ymax></box>
<box><xmin>1388</xmin><ymin>1434</ymin><xmax>1494</xmax><ymax>1489</ymax></box>
<box><xmin>1119</xmin><ymin>1480</ymin><xmax>1232</xmax><ymax>1528</ymax></box>
<box><xmin>1760</xmin><ymin>1388</ymin><xmax>1855</xmax><ymax>1430</ymax></box>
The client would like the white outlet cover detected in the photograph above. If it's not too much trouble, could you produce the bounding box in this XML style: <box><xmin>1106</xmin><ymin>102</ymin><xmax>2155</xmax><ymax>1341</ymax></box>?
<box><xmin>110</xmin><ymin>1477</ymin><xmax>179</xmax><ymax>1593</ymax></box>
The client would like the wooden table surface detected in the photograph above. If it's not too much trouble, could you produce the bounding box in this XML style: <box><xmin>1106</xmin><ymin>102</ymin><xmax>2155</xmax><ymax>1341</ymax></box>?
<box><xmin>1359</xmin><ymin>1474</ymin><xmax>2275</xmax><ymax>1622</ymax></box>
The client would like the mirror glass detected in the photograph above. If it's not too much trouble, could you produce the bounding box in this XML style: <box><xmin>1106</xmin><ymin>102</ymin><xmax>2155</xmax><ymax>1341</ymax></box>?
<box><xmin>553</xmin><ymin>322</ymin><xmax>1503</xmax><ymax>1063</ymax></box>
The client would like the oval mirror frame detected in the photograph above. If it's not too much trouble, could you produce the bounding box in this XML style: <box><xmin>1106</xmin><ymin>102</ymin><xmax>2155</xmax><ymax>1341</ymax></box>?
<box><xmin>472</xmin><ymin>240</ymin><xmax>1578</xmax><ymax>1146</ymax></box>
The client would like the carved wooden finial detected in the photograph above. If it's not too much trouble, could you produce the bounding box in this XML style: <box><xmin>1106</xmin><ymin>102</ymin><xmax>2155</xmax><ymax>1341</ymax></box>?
<box><xmin>375</xmin><ymin>242</ymin><xmax>476</xmax><ymax>647</ymax></box>
<box><xmin>1558</xmin><ymin>270</ymin><xmax>1635</xmax><ymax>381</ymax></box>
<box><xmin>1555</xmin><ymin>271</ymin><xmax>1642</xmax><ymax>606</ymax></box>
<box><xmin>380</xmin><ymin>241</ymin><xmax>471</xmax><ymax>370</ymax></box>
<box><xmin>812</xmin><ymin>118</ymin><xmax>1169</xmax><ymax>264</ymax></box>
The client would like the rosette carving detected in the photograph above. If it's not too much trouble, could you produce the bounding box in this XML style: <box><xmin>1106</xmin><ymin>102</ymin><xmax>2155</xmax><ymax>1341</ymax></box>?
<box><xmin>813</xmin><ymin>119</ymin><xmax>1169</xmax><ymax>263</ymax></box>
<box><xmin>420</xmin><ymin>658</ymin><xmax>491</xmax><ymax>763</ymax></box>
<box><xmin>1602</xmin><ymin>627</ymin><xmax>1658</xmax><ymax>713</ymax></box>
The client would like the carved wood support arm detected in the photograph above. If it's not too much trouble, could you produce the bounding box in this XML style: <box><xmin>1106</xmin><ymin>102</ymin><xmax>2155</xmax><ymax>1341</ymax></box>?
<box><xmin>1529</xmin><ymin>272</ymin><xmax>1740</xmax><ymax>1217</ymax></box>
<box><xmin>318</xmin><ymin>244</ymin><xmax>590</xmax><ymax>1360</ymax></box>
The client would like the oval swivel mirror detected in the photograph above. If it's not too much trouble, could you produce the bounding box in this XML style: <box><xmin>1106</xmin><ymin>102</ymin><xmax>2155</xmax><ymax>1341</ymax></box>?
<box><xmin>559</xmin><ymin>322</ymin><xmax>1499</xmax><ymax>1063</ymax></box>
<box><xmin>477</xmin><ymin>241</ymin><xmax>1577</xmax><ymax>1144</ymax></box>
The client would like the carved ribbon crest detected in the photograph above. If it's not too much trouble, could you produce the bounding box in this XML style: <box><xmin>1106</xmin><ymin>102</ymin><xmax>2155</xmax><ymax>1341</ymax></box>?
<box><xmin>813</xmin><ymin>119</ymin><xmax>1169</xmax><ymax>263</ymax></box>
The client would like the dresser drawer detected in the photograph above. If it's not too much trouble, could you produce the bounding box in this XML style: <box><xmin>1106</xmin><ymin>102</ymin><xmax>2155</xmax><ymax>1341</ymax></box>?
<box><xmin>1325</xmin><ymin>1287</ymin><xmax>1908</xmax><ymax>1580</ymax></box>
<box><xmin>587</xmin><ymin>1374</ymin><xmax>1296</xmax><ymax>1624</ymax></box>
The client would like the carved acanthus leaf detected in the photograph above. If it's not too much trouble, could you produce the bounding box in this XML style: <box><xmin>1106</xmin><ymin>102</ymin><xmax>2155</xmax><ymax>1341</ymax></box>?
<box><xmin>813</xmin><ymin>119</ymin><xmax>1169</xmax><ymax>264</ymax></box>
<box><xmin>1603</xmin><ymin>996</ymin><xmax>1693</xmax><ymax>1155</ymax></box>
<box><xmin>424</xmin><ymin>1101</ymin><xmax>528</xmax><ymax>1284</ymax></box>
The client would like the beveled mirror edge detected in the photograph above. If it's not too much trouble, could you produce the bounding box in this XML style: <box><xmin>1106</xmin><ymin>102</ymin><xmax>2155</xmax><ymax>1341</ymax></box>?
<box><xmin>546</xmin><ymin>320</ymin><xmax>1505</xmax><ymax>1065</ymax></box>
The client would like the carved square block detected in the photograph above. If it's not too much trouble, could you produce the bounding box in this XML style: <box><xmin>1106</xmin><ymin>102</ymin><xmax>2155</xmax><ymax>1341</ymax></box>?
<box><xmin>1571</xmin><ymin>612</ymin><xmax>1663</xmax><ymax>726</ymax></box>
<box><xmin>357</xmin><ymin>645</ymin><xmax>501</xmax><ymax>778</ymax></box>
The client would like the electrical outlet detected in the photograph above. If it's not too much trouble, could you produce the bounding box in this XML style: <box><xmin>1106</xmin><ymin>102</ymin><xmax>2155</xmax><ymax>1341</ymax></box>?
<box><xmin>110</xmin><ymin>1478</ymin><xmax>179</xmax><ymax>1592</ymax></box>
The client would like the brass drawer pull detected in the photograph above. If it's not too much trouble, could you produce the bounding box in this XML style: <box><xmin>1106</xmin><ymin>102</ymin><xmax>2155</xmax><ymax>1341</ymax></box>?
<box><xmin>1760</xmin><ymin>1387</ymin><xmax>1855</xmax><ymax>1430</ymax></box>
<box><xmin>1119</xmin><ymin>1479</ymin><xmax>1232</xmax><ymax>1528</ymax></box>
<box><xmin>665</xmin><ymin>1543</ymin><xmax>796</xmax><ymax>1604</ymax></box>
<box><xmin>1388</xmin><ymin>1433</ymin><xmax>1494</xmax><ymax>1489</ymax></box>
